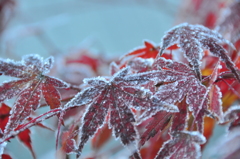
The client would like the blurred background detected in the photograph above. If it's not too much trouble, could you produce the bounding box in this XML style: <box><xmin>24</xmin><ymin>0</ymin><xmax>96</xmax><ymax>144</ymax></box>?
<box><xmin>0</xmin><ymin>0</ymin><xmax>179</xmax><ymax>59</ymax></box>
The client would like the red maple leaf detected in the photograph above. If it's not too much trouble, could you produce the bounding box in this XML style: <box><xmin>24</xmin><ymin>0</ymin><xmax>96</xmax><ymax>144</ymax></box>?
<box><xmin>123</xmin><ymin>41</ymin><xmax>160</xmax><ymax>59</ymax></box>
<box><xmin>0</xmin><ymin>55</ymin><xmax>69</xmax><ymax>136</ymax></box>
<box><xmin>65</xmin><ymin>67</ymin><xmax>178</xmax><ymax>158</ymax></box>
<box><xmin>159</xmin><ymin>23</ymin><xmax>240</xmax><ymax>81</ymax></box>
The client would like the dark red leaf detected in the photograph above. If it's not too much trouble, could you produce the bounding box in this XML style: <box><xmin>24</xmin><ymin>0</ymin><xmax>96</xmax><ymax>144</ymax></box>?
<box><xmin>66</xmin><ymin>67</ymin><xmax>178</xmax><ymax>157</ymax></box>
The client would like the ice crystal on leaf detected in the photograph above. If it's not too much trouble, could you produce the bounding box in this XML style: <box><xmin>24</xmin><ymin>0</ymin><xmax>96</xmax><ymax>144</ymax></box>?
<box><xmin>0</xmin><ymin>55</ymin><xmax>69</xmax><ymax>136</ymax></box>
<box><xmin>66</xmin><ymin>67</ymin><xmax>178</xmax><ymax>158</ymax></box>
<box><xmin>159</xmin><ymin>23</ymin><xmax>240</xmax><ymax>81</ymax></box>
<box><xmin>155</xmin><ymin>131</ymin><xmax>206</xmax><ymax>159</ymax></box>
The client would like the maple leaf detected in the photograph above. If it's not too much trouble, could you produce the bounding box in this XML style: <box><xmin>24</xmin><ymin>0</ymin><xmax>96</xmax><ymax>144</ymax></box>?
<box><xmin>155</xmin><ymin>131</ymin><xmax>206</xmax><ymax>159</ymax></box>
<box><xmin>122</xmin><ymin>41</ymin><xmax>160</xmax><ymax>59</ymax></box>
<box><xmin>0</xmin><ymin>55</ymin><xmax>69</xmax><ymax>136</ymax></box>
<box><xmin>159</xmin><ymin>23</ymin><xmax>240</xmax><ymax>81</ymax></box>
<box><xmin>65</xmin><ymin>67</ymin><xmax>178</xmax><ymax>157</ymax></box>
<box><xmin>152</xmin><ymin>57</ymin><xmax>209</xmax><ymax>132</ymax></box>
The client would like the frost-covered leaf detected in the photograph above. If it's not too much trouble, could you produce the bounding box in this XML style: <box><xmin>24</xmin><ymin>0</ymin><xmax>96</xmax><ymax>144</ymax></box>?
<box><xmin>0</xmin><ymin>55</ymin><xmax>69</xmax><ymax>138</ymax></box>
<box><xmin>155</xmin><ymin>131</ymin><xmax>206</xmax><ymax>159</ymax></box>
<box><xmin>66</xmin><ymin>67</ymin><xmax>177</xmax><ymax>158</ymax></box>
<box><xmin>159</xmin><ymin>23</ymin><xmax>240</xmax><ymax>81</ymax></box>
<box><xmin>4</xmin><ymin>83</ymin><xmax>41</xmax><ymax>134</ymax></box>
<box><xmin>153</xmin><ymin>57</ymin><xmax>208</xmax><ymax>133</ymax></box>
